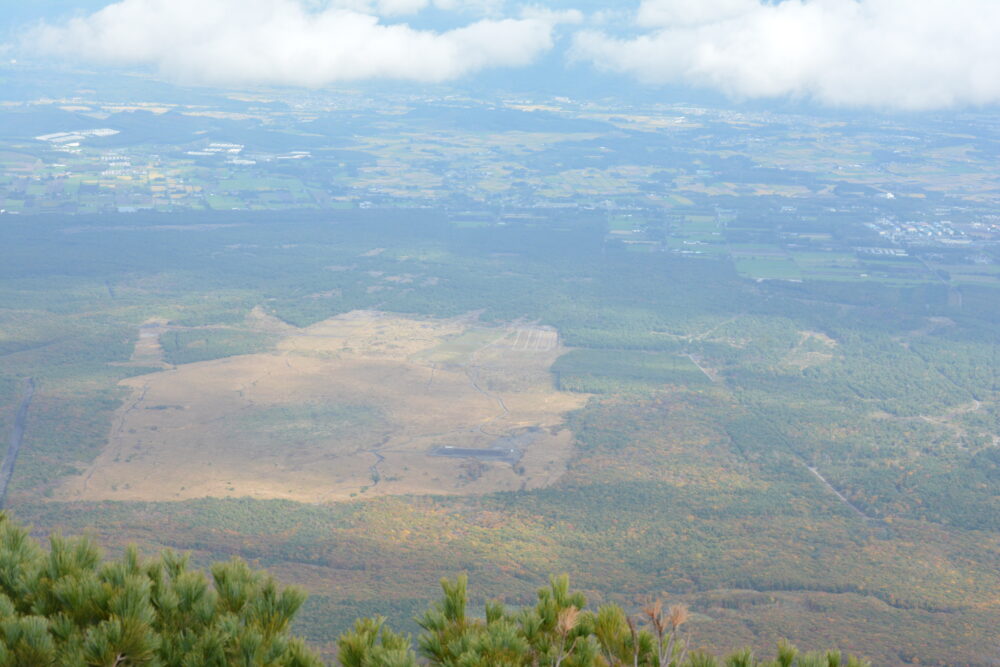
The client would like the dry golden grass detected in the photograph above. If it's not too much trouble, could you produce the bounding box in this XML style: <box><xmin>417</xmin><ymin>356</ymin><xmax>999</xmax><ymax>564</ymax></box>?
<box><xmin>110</xmin><ymin>318</ymin><xmax>171</xmax><ymax>369</ymax></box>
<box><xmin>56</xmin><ymin>312</ymin><xmax>585</xmax><ymax>503</ymax></box>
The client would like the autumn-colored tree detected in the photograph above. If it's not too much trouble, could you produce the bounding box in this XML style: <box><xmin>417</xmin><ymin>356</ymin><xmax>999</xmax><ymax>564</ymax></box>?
<box><xmin>346</xmin><ymin>575</ymin><xmax>871</xmax><ymax>667</ymax></box>
<box><xmin>0</xmin><ymin>513</ymin><xmax>872</xmax><ymax>667</ymax></box>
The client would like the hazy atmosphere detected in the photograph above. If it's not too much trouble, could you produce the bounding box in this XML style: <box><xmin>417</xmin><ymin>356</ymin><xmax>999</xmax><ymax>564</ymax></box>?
<box><xmin>10</xmin><ymin>0</ymin><xmax>1000</xmax><ymax>107</ymax></box>
<box><xmin>1</xmin><ymin>1</ymin><xmax>998</xmax><ymax>665</ymax></box>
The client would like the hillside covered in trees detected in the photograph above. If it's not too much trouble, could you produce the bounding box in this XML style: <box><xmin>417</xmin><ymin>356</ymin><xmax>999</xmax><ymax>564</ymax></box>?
<box><xmin>0</xmin><ymin>513</ymin><xmax>869</xmax><ymax>667</ymax></box>
<box><xmin>2</xmin><ymin>208</ymin><xmax>998</xmax><ymax>666</ymax></box>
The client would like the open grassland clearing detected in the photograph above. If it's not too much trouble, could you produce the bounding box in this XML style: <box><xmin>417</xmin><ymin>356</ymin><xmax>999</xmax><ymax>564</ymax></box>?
<box><xmin>538</xmin><ymin>168</ymin><xmax>638</xmax><ymax>198</ymax></box>
<box><xmin>926</xmin><ymin>262</ymin><xmax>1000</xmax><ymax>286</ymax></box>
<box><xmin>734</xmin><ymin>257</ymin><xmax>804</xmax><ymax>281</ymax></box>
<box><xmin>55</xmin><ymin>311</ymin><xmax>585</xmax><ymax>503</ymax></box>
<box><xmin>781</xmin><ymin>331</ymin><xmax>838</xmax><ymax>370</ymax></box>
<box><xmin>789</xmin><ymin>252</ymin><xmax>862</xmax><ymax>281</ymax></box>
<box><xmin>115</xmin><ymin>318</ymin><xmax>170</xmax><ymax>368</ymax></box>
<box><xmin>21</xmin><ymin>389</ymin><xmax>1000</xmax><ymax>666</ymax></box>
<box><xmin>554</xmin><ymin>349</ymin><xmax>712</xmax><ymax>394</ymax></box>
<box><xmin>3</xmin><ymin>205</ymin><xmax>998</xmax><ymax>665</ymax></box>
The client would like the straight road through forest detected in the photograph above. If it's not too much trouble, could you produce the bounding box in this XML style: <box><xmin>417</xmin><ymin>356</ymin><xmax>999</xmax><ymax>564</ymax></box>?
<box><xmin>0</xmin><ymin>377</ymin><xmax>35</xmax><ymax>508</ymax></box>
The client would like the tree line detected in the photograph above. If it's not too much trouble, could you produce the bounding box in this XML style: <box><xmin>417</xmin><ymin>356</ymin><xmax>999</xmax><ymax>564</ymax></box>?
<box><xmin>0</xmin><ymin>514</ymin><xmax>869</xmax><ymax>667</ymax></box>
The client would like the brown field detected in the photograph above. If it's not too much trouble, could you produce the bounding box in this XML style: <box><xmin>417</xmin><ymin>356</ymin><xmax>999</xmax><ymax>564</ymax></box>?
<box><xmin>55</xmin><ymin>312</ymin><xmax>586</xmax><ymax>503</ymax></box>
<box><xmin>115</xmin><ymin>318</ymin><xmax>171</xmax><ymax>368</ymax></box>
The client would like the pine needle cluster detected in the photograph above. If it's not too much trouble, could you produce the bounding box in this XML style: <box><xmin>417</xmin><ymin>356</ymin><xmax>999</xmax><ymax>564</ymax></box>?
<box><xmin>0</xmin><ymin>513</ymin><xmax>322</xmax><ymax>666</ymax></box>
<box><xmin>341</xmin><ymin>574</ymin><xmax>872</xmax><ymax>667</ymax></box>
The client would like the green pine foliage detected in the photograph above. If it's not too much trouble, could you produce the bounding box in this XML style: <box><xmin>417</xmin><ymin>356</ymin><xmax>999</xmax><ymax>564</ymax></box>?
<box><xmin>344</xmin><ymin>575</ymin><xmax>871</xmax><ymax>667</ymax></box>
<box><xmin>0</xmin><ymin>514</ymin><xmax>870</xmax><ymax>666</ymax></box>
<box><xmin>0</xmin><ymin>512</ymin><xmax>322</xmax><ymax>666</ymax></box>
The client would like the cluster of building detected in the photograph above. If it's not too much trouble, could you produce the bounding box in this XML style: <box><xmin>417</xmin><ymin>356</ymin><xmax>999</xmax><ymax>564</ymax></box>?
<box><xmin>34</xmin><ymin>129</ymin><xmax>120</xmax><ymax>153</ymax></box>
<box><xmin>186</xmin><ymin>142</ymin><xmax>245</xmax><ymax>158</ymax></box>
<box><xmin>99</xmin><ymin>153</ymin><xmax>139</xmax><ymax>178</ymax></box>
<box><xmin>183</xmin><ymin>143</ymin><xmax>312</xmax><ymax>167</ymax></box>
<box><xmin>866</xmin><ymin>217</ymin><xmax>973</xmax><ymax>246</ymax></box>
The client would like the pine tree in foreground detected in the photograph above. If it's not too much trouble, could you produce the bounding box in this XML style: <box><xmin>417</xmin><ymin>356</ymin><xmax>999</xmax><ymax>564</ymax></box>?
<box><xmin>0</xmin><ymin>513</ymin><xmax>870</xmax><ymax>666</ymax></box>
<box><xmin>0</xmin><ymin>512</ymin><xmax>322</xmax><ymax>666</ymax></box>
<box><xmin>341</xmin><ymin>575</ymin><xmax>873</xmax><ymax>667</ymax></box>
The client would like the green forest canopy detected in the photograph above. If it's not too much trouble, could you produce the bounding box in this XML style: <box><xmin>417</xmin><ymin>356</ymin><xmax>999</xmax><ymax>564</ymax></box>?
<box><xmin>0</xmin><ymin>513</ymin><xmax>869</xmax><ymax>667</ymax></box>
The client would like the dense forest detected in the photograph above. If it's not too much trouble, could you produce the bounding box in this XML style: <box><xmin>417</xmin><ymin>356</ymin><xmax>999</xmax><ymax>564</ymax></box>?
<box><xmin>0</xmin><ymin>209</ymin><xmax>997</xmax><ymax>665</ymax></box>
<box><xmin>0</xmin><ymin>513</ymin><xmax>869</xmax><ymax>667</ymax></box>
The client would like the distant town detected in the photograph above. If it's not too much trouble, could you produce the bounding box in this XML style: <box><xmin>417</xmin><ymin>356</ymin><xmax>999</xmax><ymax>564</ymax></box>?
<box><xmin>2</xmin><ymin>89</ymin><xmax>997</xmax><ymax>288</ymax></box>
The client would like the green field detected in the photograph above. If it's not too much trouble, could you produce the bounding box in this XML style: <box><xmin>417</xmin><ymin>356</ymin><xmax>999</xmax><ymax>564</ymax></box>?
<box><xmin>554</xmin><ymin>349</ymin><xmax>711</xmax><ymax>393</ymax></box>
<box><xmin>734</xmin><ymin>257</ymin><xmax>804</xmax><ymax>280</ymax></box>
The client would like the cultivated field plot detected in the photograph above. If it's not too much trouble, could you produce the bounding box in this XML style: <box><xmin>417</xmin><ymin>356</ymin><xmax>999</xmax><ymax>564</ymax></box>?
<box><xmin>56</xmin><ymin>312</ymin><xmax>585</xmax><ymax>503</ymax></box>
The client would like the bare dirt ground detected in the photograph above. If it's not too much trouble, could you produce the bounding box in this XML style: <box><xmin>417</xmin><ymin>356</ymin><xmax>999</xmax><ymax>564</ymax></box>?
<box><xmin>111</xmin><ymin>318</ymin><xmax>171</xmax><ymax>369</ymax></box>
<box><xmin>56</xmin><ymin>312</ymin><xmax>586</xmax><ymax>503</ymax></box>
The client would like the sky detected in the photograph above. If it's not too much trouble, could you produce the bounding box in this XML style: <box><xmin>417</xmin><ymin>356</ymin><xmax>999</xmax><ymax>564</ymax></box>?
<box><xmin>8</xmin><ymin>0</ymin><xmax>1000</xmax><ymax>111</ymax></box>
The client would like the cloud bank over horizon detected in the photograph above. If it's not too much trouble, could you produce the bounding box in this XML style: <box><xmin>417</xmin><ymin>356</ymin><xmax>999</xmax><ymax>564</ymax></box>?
<box><xmin>18</xmin><ymin>0</ymin><xmax>1000</xmax><ymax>110</ymax></box>
<box><xmin>572</xmin><ymin>0</ymin><xmax>1000</xmax><ymax>111</ymax></box>
<box><xmin>25</xmin><ymin>0</ymin><xmax>571</xmax><ymax>86</ymax></box>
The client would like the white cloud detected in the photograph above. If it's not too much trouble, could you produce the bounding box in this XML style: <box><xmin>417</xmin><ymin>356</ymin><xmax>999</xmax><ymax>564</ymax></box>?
<box><xmin>572</xmin><ymin>0</ymin><xmax>1000</xmax><ymax>110</ymax></box>
<box><xmin>587</xmin><ymin>9</ymin><xmax>634</xmax><ymax>28</ymax></box>
<box><xmin>636</xmin><ymin>0</ymin><xmax>757</xmax><ymax>28</ymax></box>
<box><xmin>519</xmin><ymin>6</ymin><xmax>583</xmax><ymax>26</ymax></box>
<box><xmin>25</xmin><ymin>0</ymin><xmax>564</xmax><ymax>85</ymax></box>
<box><xmin>431</xmin><ymin>0</ymin><xmax>508</xmax><ymax>15</ymax></box>
<box><xmin>318</xmin><ymin>0</ymin><xmax>506</xmax><ymax>18</ymax></box>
